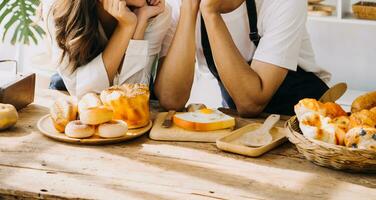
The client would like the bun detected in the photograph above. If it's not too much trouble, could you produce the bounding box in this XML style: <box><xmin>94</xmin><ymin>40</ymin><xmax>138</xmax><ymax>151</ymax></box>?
<box><xmin>79</xmin><ymin>106</ymin><xmax>113</xmax><ymax>125</ymax></box>
<box><xmin>345</xmin><ymin>127</ymin><xmax>376</xmax><ymax>151</ymax></box>
<box><xmin>78</xmin><ymin>93</ymin><xmax>103</xmax><ymax>113</ymax></box>
<box><xmin>65</xmin><ymin>120</ymin><xmax>95</xmax><ymax>138</ymax></box>
<box><xmin>349</xmin><ymin>110</ymin><xmax>376</xmax><ymax>129</ymax></box>
<box><xmin>294</xmin><ymin>99</ymin><xmax>346</xmax><ymax>121</ymax></box>
<box><xmin>351</xmin><ymin>91</ymin><xmax>376</xmax><ymax>113</ymax></box>
<box><xmin>299</xmin><ymin>112</ymin><xmax>338</xmax><ymax>144</ymax></box>
<box><xmin>100</xmin><ymin>84</ymin><xmax>150</xmax><ymax>129</ymax></box>
<box><xmin>50</xmin><ymin>99</ymin><xmax>78</xmax><ymax>133</ymax></box>
<box><xmin>0</xmin><ymin>104</ymin><xmax>18</xmax><ymax>131</ymax></box>
<box><xmin>323</xmin><ymin>102</ymin><xmax>347</xmax><ymax>119</ymax></box>
<box><xmin>173</xmin><ymin>109</ymin><xmax>235</xmax><ymax>131</ymax></box>
<box><xmin>98</xmin><ymin>120</ymin><xmax>128</xmax><ymax>138</ymax></box>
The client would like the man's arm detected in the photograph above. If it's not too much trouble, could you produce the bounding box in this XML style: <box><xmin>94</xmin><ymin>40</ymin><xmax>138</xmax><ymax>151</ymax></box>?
<box><xmin>200</xmin><ymin>5</ymin><xmax>288</xmax><ymax>117</ymax></box>
<box><xmin>154</xmin><ymin>0</ymin><xmax>200</xmax><ymax>110</ymax></box>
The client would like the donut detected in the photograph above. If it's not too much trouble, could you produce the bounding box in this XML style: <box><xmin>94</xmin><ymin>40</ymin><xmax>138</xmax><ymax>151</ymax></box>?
<box><xmin>50</xmin><ymin>98</ymin><xmax>78</xmax><ymax>133</ymax></box>
<box><xmin>0</xmin><ymin>104</ymin><xmax>18</xmax><ymax>131</ymax></box>
<box><xmin>98</xmin><ymin>120</ymin><xmax>128</xmax><ymax>138</ymax></box>
<box><xmin>79</xmin><ymin>106</ymin><xmax>113</xmax><ymax>125</ymax></box>
<box><xmin>65</xmin><ymin>120</ymin><xmax>95</xmax><ymax>138</ymax></box>
<box><xmin>351</xmin><ymin>91</ymin><xmax>376</xmax><ymax>113</ymax></box>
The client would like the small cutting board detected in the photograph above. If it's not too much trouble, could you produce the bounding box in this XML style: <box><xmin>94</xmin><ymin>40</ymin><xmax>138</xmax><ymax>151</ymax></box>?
<box><xmin>149</xmin><ymin>112</ymin><xmax>234</xmax><ymax>143</ymax></box>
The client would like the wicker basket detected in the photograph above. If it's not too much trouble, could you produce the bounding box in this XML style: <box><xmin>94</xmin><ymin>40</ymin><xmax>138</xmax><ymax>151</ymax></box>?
<box><xmin>353</xmin><ymin>1</ymin><xmax>376</xmax><ymax>20</ymax></box>
<box><xmin>286</xmin><ymin>116</ymin><xmax>376</xmax><ymax>173</ymax></box>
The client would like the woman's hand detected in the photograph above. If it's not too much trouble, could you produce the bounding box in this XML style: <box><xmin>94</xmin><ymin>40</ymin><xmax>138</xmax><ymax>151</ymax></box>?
<box><xmin>134</xmin><ymin>0</ymin><xmax>165</xmax><ymax>22</ymax></box>
<box><xmin>102</xmin><ymin>0</ymin><xmax>137</xmax><ymax>28</ymax></box>
<box><xmin>200</xmin><ymin>0</ymin><xmax>244</xmax><ymax>14</ymax></box>
<box><xmin>133</xmin><ymin>0</ymin><xmax>165</xmax><ymax>40</ymax></box>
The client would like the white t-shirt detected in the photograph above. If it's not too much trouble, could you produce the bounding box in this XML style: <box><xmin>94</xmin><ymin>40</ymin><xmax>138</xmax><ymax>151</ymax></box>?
<box><xmin>162</xmin><ymin>0</ymin><xmax>331</xmax><ymax>82</ymax></box>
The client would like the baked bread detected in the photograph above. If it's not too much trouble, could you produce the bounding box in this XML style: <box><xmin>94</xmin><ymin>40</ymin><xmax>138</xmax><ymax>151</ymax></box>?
<box><xmin>50</xmin><ymin>98</ymin><xmax>78</xmax><ymax>133</ymax></box>
<box><xmin>79</xmin><ymin>106</ymin><xmax>113</xmax><ymax>125</ymax></box>
<box><xmin>78</xmin><ymin>93</ymin><xmax>103</xmax><ymax>113</ymax></box>
<box><xmin>351</xmin><ymin>91</ymin><xmax>376</xmax><ymax>113</ymax></box>
<box><xmin>344</xmin><ymin>127</ymin><xmax>376</xmax><ymax>151</ymax></box>
<box><xmin>173</xmin><ymin>109</ymin><xmax>235</xmax><ymax>131</ymax></box>
<box><xmin>371</xmin><ymin>107</ymin><xmax>376</xmax><ymax>114</ymax></box>
<box><xmin>298</xmin><ymin>112</ymin><xmax>338</xmax><ymax>144</ymax></box>
<box><xmin>349</xmin><ymin>110</ymin><xmax>376</xmax><ymax>129</ymax></box>
<box><xmin>100</xmin><ymin>84</ymin><xmax>150</xmax><ymax>129</ymax></box>
<box><xmin>0</xmin><ymin>104</ymin><xmax>18</xmax><ymax>131</ymax></box>
<box><xmin>294</xmin><ymin>99</ymin><xmax>346</xmax><ymax>121</ymax></box>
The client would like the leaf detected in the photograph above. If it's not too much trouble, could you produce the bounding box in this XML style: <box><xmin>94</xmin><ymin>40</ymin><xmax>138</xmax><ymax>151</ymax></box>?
<box><xmin>0</xmin><ymin>0</ymin><xmax>45</xmax><ymax>45</ymax></box>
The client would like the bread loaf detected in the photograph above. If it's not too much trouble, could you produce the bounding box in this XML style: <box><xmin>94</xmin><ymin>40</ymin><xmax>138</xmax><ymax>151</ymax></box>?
<box><xmin>351</xmin><ymin>91</ymin><xmax>376</xmax><ymax>113</ymax></box>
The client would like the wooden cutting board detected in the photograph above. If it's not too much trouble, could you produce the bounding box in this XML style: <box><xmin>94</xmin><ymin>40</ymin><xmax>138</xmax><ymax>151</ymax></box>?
<box><xmin>149</xmin><ymin>112</ymin><xmax>234</xmax><ymax>143</ymax></box>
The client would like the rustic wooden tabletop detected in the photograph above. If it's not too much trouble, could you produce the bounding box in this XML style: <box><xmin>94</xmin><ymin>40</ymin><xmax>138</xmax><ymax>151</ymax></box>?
<box><xmin>0</xmin><ymin>85</ymin><xmax>375</xmax><ymax>199</ymax></box>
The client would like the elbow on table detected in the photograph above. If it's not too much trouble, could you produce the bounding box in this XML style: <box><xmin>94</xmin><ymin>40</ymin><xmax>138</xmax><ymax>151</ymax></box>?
<box><xmin>236</xmin><ymin>101</ymin><xmax>266</xmax><ymax>118</ymax></box>
<box><xmin>158</xmin><ymin>95</ymin><xmax>188</xmax><ymax>111</ymax></box>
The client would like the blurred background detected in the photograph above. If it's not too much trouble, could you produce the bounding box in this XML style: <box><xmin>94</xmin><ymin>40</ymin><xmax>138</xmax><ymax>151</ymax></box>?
<box><xmin>1</xmin><ymin>0</ymin><xmax>376</xmax><ymax>108</ymax></box>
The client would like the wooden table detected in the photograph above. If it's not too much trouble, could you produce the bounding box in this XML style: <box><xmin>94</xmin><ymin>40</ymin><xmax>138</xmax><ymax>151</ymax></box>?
<box><xmin>1</xmin><ymin>87</ymin><xmax>376</xmax><ymax>200</ymax></box>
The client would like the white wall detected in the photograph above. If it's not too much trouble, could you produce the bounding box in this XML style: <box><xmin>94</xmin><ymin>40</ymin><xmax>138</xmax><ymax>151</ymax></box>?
<box><xmin>306</xmin><ymin>19</ymin><xmax>376</xmax><ymax>91</ymax></box>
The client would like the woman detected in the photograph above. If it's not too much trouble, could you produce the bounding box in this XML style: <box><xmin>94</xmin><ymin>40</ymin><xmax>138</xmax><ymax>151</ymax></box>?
<box><xmin>44</xmin><ymin>0</ymin><xmax>171</xmax><ymax>97</ymax></box>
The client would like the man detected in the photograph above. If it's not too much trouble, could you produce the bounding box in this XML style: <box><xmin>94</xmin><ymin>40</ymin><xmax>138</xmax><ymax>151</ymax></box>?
<box><xmin>154</xmin><ymin>0</ymin><xmax>331</xmax><ymax>116</ymax></box>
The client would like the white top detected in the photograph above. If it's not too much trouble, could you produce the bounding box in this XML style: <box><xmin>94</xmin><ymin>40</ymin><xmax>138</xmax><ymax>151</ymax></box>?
<box><xmin>162</xmin><ymin>0</ymin><xmax>331</xmax><ymax>82</ymax></box>
<box><xmin>44</xmin><ymin>2</ymin><xmax>172</xmax><ymax>97</ymax></box>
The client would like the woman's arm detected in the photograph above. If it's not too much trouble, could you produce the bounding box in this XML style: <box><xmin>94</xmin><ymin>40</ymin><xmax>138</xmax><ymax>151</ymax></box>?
<box><xmin>101</xmin><ymin>0</ymin><xmax>137</xmax><ymax>84</ymax></box>
<box><xmin>154</xmin><ymin>0</ymin><xmax>201</xmax><ymax>111</ymax></box>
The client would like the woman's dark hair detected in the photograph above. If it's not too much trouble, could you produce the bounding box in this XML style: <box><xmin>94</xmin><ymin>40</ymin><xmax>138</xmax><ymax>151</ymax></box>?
<box><xmin>53</xmin><ymin>0</ymin><xmax>104</xmax><ymax>72</ymax></box>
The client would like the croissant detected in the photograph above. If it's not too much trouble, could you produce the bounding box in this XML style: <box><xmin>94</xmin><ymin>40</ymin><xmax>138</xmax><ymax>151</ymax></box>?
<box><xmin>351</xmin><ymin>91</ymin><xmax>376</xmax><ymax>113</ymax></box>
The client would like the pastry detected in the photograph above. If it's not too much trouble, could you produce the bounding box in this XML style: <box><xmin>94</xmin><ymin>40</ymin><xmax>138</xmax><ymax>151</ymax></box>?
<box><xmin>351</xmin><ymin>91</ymin><xmax>376</xmax><ymax>113</ymax></box>
<box><xmin>323</xmin><ymin>102</ymin><xmax>347</xmax><ymax>119</ymax></box>
<box><xmin>65</xmin><ymin>120</ymin><xmax>95</xmax><ymax>138</ymax></box>
<box><xmin>50</xmin><ymin>98</ymin><xmax>78</xmax><ymax>133</ymax></box>
<box><xmin>294</xmin><ymin>99</ymin><xmax>325</xmax><ymax>121</ymax></box>
<box><xmin>78</xmin><ymin>92</ymin><xmax>103</xmax><ymax>113</ymax></box>
<box><xmin>294</xmin><ymin>99</ymin><xmax>346</xmax><ymax>121</ymax></box>
<box><xmin>0</xmin><ymin>103</ymin><xmax>18</xmax><ymax>131</ymax></box>
<box><xmin>173</xmin><ymin>108</ymin><xmax>235</xmax><ymax>131</ymax></box>
<box><xmin>344</xmin><ymin>127</ymin><xmax>376</xmax><ymax>151</ymax></box>
<box><xmin>98</xmin><ymin>120</ymin><xmax>128</xmax><ymax>138</ymax></box>
<box><xmin>349</xmin><ymin>110</ymin><xmax>376</xmax><ymax>129</ymax></box>
<box><xmin>79</xmin><ymin>106</ymin><xmax>113</xmax><ymax>125</ymax></box>
<box><xmin>371</xmin><ymin>107</ymin><xmax>376</xmax><ymax>114</ymax></box>
<box><xmin>100</xmin><ymin>84</ymin><xmax>150</xmax><ymax>129</ymax></box>
<box><xmin>298</xmin><ymin>112</ymin><xmax>338</xmax><ymax>144</ymax></box>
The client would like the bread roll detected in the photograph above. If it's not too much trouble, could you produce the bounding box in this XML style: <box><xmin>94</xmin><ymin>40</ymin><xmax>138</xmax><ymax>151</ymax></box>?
<box><xmin>100</xmin><ymin>84</ymin><xmax>150</xmax><ymax>129</ymax></box>
<box><xmin>0</xmin><ymin>104</ymin><xmax>18</xmax><ymax>131</ymax></box>
<box><xmin>294</xmin><ymin>99</ymin><xmax>346</xmax><ymax>121</ymax></box>
<box><xmin>349</xmin><ymin>110</ymin><xmax>376</xmax><ymax>129</ymax></box>
<box><xmin>79</xmin><ymin>106</ymin><xmax>113</xmax><ymax>125</ymax></box>
<box><xmin>345</xmin><ymin>127</ymin><xmax>376</xmax><ymax>151</ymax></box>
<box><xmin>371</xmin><ymin>107</ymin><xmax>376</xmax><ymax>114</ymax></box>
<box><xmin>299</xmin><ymin>112</ymin><xmax>338</xmax><ymax>144</ymax></box>
<box><xmin>323</xmin><ymin>102</ymin><xmax>347</xmax><ymax>119</ymax></box>
<box><xmin>65</xmin><ymin>120</ymin><xmax>95</xmax><ymax>139</ymax></box>
<box><xmin>294</xmin><ymin>99</ymin><xmax>325</xmax><ymax>121</ymax></box>
<box><xmin>351</xmin><ymin>91</ymin><xmax>376</xmax><ymax>113</ymax></box>
<box><xmin>78</xmin><ymin>93</ymin><xmax>103</xmax><ymax>113</ymax></box>
<box><xmin>50</xmin><ymin>98</ymin><xmax>78</xmax><ymax>133</ymax></box>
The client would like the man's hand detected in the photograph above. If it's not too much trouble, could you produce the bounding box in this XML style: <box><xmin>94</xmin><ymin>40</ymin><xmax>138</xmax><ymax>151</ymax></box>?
<box><xmin>200</xmin><ymin>0</ymin><xmax>244</xmax><ymax>14</ymax></box>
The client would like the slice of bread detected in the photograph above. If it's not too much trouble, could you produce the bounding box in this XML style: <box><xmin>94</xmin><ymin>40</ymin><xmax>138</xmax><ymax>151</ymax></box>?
<box><xmin>173</xmin><ymin>109</ymin><xmax>235</xmax><ymax>131</ymax></box>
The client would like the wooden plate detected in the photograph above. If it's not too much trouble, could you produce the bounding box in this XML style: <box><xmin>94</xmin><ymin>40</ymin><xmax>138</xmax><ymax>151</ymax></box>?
<box><xmin>216</xmin><ymin>123</ymin><xmax>288</xmax><ymax>157</ymax></box>
<box><xmin>37</xmin><ymin>115</ymin><xmax>152</xmax><ymax>145</ymax></box>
